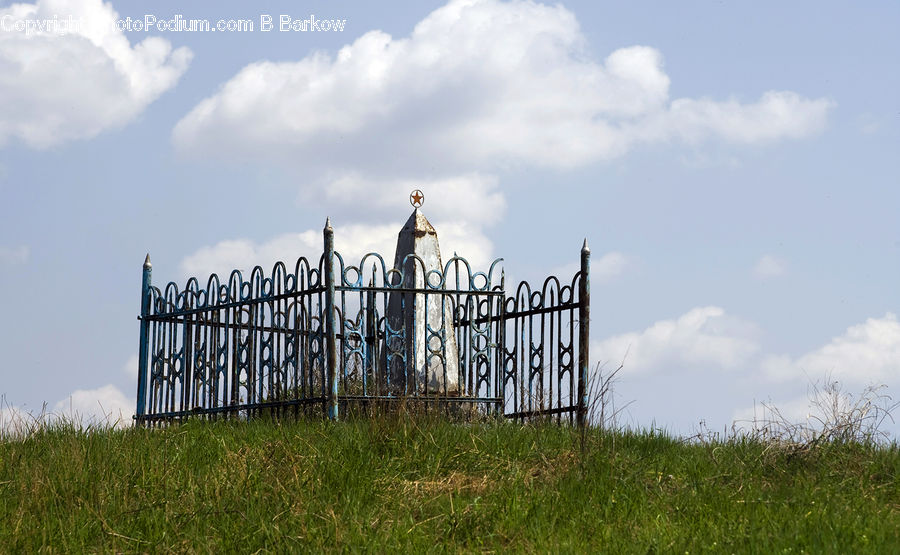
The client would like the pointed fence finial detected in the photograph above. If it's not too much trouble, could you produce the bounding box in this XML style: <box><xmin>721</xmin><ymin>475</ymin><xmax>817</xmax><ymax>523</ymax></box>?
<box><xmin>581</xmin><ymin>238</ymin><xmax>590</xmax><ymax>255</ymax></box>
<box><xmin>143</xmin><ymin>253</ymin><xmax>152</xmax><ymax>269</ymax></box>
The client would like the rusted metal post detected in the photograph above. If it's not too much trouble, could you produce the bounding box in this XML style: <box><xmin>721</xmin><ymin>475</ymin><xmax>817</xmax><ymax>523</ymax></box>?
<box><xmin>136</xmin><ymin>254</ymin><xmax>152</xmax><ymax>423</ymax></box>
<box><xmin>577</xmin><ymin>239</ymin><xmax>591</xmax><ymax>429</ymax></box>
<box><xmin>323</xmin><ymin>218</ymin><xmax>339</xmax><ymax>420</ymax></box>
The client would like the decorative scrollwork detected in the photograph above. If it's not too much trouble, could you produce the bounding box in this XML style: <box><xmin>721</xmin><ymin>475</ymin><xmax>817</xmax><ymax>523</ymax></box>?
<box><xmin>136</xmin><ymin>233</ymin><xmax>588</xmax><ymax>424</ymax></box>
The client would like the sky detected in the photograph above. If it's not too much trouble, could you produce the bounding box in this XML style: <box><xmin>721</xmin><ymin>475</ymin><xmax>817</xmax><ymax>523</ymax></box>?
<box><xmin>1</xmin><ymin>0</ymin><xmax>898</xmax><ymax>438</ymax></box>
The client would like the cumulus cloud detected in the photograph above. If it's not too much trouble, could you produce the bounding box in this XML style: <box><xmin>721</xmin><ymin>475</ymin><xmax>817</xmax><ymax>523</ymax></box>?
<box><xmin>310</xmin><ymin>172</ymin><xmax>505</xmax><ymax>226</ymax></box>
<box><xmin>732</xmin><ymin>394</ymin><xmax>818</xmax><ymax>429</ymax></box>
<box><xmin>753</xmin><ymin>254</ymin><xmax>786</xmax><ymax>279</ymax></box>
<box><xmin>571</xmin><ymin>309</ymin><xmax>900</xmax><ymax>437</ymax></box>
<box><xmin>0</xmin><ymin>245</ymin><xmax>29</xmax><ymax>265</ymax></box>
<box><xmin>170</xmin><ymin>0</ymin><xmax>831</xmax><ymax>291</ymax></box>
<box><xmin>658</xmin><ymin>91</ymin><xmax>831</xmax><ymax>145</ymax></box>
<box><xmin>594</xmin><ymin>306</ymin><xmax>760</xmax><ymax>375</ymax></box>
<box><xmin>1</xmin><ymin>376</ymin><xmax>134</xmax><ymax>437</ymax></box>
<box><xmin>593</xmin><ymin>251</ymin><xmax>630</xmax><ymax>281</ymax></box>
<box><xmin>761</xmin><ymin>313</ymin><xmax>900</xmax><ymax>386</ymax></box>
<box><xmin>122</xmin><ymin>353</ymin><xmax>138</xmax><ymax>380</ymax></box>
<box><xmin>0</xmin><ymin>404</ymin><xmax>36</xmax><ymax>438</ymax></box>
<box><xmin>179</xmin><ymin>172</ymin><xmax>502</xmax><ymax>281</ymax></box>
<box><xmin>180</xmin><ymin>220</ymin><xmax>495</xmax><ymax>282</ymax></box>
<box><xmin>53</xmin><ymin>384</ymin><xmax>133</xmax><ymax>428</ymax></box>
<box><xmin>173</xmin><ymin>0</ymin><xmax>832</xmax><ymax>171</ymax></box>
<box><xmin>0</xmin><ymin>0</ymin><xmax>191</xmax><ymax>148</ymax></box>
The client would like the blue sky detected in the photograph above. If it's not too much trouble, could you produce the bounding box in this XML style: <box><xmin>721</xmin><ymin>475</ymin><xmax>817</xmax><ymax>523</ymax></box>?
<box><xmin>1</xmin><ymin>0</ymin><xmax>898</xmax><ymax>437</ymax></box>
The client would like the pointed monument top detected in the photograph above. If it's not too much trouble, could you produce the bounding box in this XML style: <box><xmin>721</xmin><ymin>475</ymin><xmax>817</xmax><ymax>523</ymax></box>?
<box><xmin>401</xmin><ymin>207</ymin><xmax>436</xmax><ymax>236</ymax></box>
<box><xmin>581</xmin><ymin>238</ymin><xmax>590</xmax><ymax>254</ymax></box>
<box><xmin>324</xmin><ymin>217</ymin><xmax>333</xmax><ymax>230</ymax></box>
<box><xmin>143</xmin><ymin>253</ymin><xmax>152</xmax><ymax>269</ymax></box>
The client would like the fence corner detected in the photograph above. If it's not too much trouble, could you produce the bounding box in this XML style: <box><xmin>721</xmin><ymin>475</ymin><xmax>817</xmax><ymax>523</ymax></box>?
<box><xmin>136</xmin><ymin>254</ymin><xmax>152</xmax><ymax>424</ymax></box>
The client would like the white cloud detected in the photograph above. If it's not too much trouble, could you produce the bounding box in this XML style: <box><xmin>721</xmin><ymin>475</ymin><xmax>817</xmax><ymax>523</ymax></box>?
<box><xmin>761</xmin><ymin>313</ymin><xmax>900</xmax><ymax>386</ymax></box>
<box><xmin>180</xmin><ymin>172</ymin><xmax>502</xmax><ymax>281</ymax></box>
<box><xmin>657</xmin><ymin>91</ymin><xmax>831</xmax><ymax>145</ymax></box>
<box><xmin>594</xmin><ymin>306</ymin><xmax>760</xmax><ymax>375</ymax></box>
<box><xmin>732</xmin><ymin>394</ymin><xmax>817</xmax><ymax>430</ymax></box>
<box><xmin>1</xmin><ymin>377</ymin><xmax>135</xmax><ymax>438</ymax></box>
<box><xmin>0</xmin><ymin>245</ymin><xmax>28</xmax><ymax>265</ymax></box>
<box><xmin>593</xmin><ymin>251</ymin><xmax>630</xmax><ymax>281</ymax></box>
<box><xmin>180</xmin><ymin>229</ymin><xmax>322</xmax><ymax>280</ymax></box>
<box><xmin>0</xmin><ymin>0</ymin><xmax>191</xmax><ymax>148</ymax></box>
<box><xmin>170</xmin><ymin>0</ymin><xmax>830</xmax><ymax>300</ymax></box>
<box><xmin>174</xmin><ymin>0</ymin><xmax>832</xmax><ymax>171</ymax></box>
<box><xmin>732</xmin><ymin>379</ymin><xmax>900</xmax><ymax>441</ymax></box>
<box><xmin>180</xmin><ymin>220</ymin><xmax>495</xmax><ymax>282</ymax></box>
<box><xmin>0</xmin><ymin>404</ymin><xmax>36</xmax><ymax>438</ymax></box>
<box><xmin>123</xmin><ymin>353</ymin><xmax>138</xmax><ymax>379</ymax></box>
<box><xmin>53</xmin><ymin>384</ymin><xmax>133</xmax><ymax>428</ymax></box>
<box><xmin>311</xmin><ymin>172</ymin><xmax>505</xmax><ymax>226</ymax></box>
<box><xmin>592</xmin><ymin>311</ymin><xmax>900</xmax><ymax>438</ymax></box>
<box><xmin>753</xmin><ymin>254</ymin><xmax>786</xmax><ymax>279</ymax></box>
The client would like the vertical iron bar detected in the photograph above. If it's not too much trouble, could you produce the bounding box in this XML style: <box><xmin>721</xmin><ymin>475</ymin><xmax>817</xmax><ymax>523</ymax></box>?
<box><xmin>182</xmin><ymin>310</ymin><xmax>193</xmax><ymax>414</ymax></box>
<box><xmin>323</xmin><ymin>218</ymin><xmax>339</xmax><ymax>420</ymax></box>
<box><xmin>577</xmin><ymin>239</ymin><xmax>591</xmax><ymax>429</ymax></box>
<box><xmin>366</xmin><ymin>276</ymin><xmax>376</xmax><ymax>395</ymax></box>
<box><xmin>136</xmin><ymin>254</ymin><xmax>152</xmax><ymax>423</ymax></box>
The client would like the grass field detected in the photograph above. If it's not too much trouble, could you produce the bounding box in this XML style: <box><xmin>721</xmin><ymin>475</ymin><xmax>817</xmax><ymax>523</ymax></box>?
<box><xmin>1</xmin><ymin>414</ymin><xmax>899</xmax><ymax>552</ymax></box>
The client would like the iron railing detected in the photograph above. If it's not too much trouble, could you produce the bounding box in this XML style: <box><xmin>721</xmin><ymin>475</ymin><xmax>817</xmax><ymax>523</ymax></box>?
<box><xmin>135</xmin><ymin>221</ymin><xmax>590</xmax><ymax>425</ymax></box>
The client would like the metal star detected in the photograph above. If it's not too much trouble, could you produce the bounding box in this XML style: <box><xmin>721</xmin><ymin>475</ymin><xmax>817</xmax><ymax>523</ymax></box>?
<box><xmin>410</xmin><ymin>189</ymin><xmax>424</xmax><ymax>208</ymax></box>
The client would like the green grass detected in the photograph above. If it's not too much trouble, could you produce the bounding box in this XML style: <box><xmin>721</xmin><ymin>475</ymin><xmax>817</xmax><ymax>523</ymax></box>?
<box><xmin>1</xmin><ymin>417</ymin><xmax>899</xmax><ymax>552</ymax></box>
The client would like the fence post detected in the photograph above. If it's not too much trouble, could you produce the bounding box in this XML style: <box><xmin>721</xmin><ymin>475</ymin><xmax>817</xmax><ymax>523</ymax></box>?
<box><xmin>136</xmin><ymin>254</ymin><xmax>152</xmax><ymax>424</ymax></box>
<box><xmin>577</xmin><ymin>240</ymin><xmax>590</xmax><ymax>429</ymax></box>
<box><xmin>496</xmin><ymin>268</ymin><xmax>506</xmax><ymax>415</ymax></box>
<box><xmin>323</xmin><ymin>218</ymin><xmax>339</xmax><ymax>421</ymax></box>
<box><xmin>366</xmin><ymin>275</ymin><xmax>377</xmax><ymax>395</ymax></box>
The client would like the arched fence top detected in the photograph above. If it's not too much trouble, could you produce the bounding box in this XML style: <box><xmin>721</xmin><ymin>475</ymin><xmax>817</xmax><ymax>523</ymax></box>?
<box><xmin>136</xmin><ymin>221</ymin><xmax>591</xmax><ymax>428</ymax></box>
<box><xmin>332</xmin><ymin>250</ymin><xmax>504</xmax><ymax>293</ymax></box>
<box><xmin>147</xmin><ymin>249</ymin><xmax>510</xmax><ymax>319</ymax></box>
<box><xmin>147</xmin><ymin>255</ymin><xmax>324</xmax><ymax>317</ymax></box>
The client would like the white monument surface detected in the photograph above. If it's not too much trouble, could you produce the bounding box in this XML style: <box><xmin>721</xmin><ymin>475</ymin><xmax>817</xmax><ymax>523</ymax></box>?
<box><xmin>385</xmin><ymin>207</ymin><xmax>461</xmax><ymax>395</ymax></box>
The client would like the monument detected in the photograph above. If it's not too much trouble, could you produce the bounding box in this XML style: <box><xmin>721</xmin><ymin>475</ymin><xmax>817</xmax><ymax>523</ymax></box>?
<box><xmin>384</xmin><ymin>190</ymin><xmax>461</xmax><ymax>395</ymax></box>
<box><xmin>136</xmin><ymin>188</ymin><xmax>590</xmax><ymax>425</ymax></box>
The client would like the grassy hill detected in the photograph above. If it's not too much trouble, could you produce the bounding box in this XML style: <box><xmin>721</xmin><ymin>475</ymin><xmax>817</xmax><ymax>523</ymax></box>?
<box><xmin>1</xmin><ymin>416</ymin><xmax>898</xmax><ymax>552</ymax></box>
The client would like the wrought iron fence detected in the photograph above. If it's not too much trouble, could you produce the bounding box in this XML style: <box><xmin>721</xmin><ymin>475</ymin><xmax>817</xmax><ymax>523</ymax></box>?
<box><xmin>135</xmin><ymin>221</ymin><xmax>590</xmax><ymax>426</ymax></box>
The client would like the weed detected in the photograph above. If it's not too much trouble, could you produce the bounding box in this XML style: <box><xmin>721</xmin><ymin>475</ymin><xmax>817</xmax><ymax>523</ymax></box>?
<box><xmin>737</xmin><ymin>376</ymin><xmax>898</xmax><ymax>453</ymax></box>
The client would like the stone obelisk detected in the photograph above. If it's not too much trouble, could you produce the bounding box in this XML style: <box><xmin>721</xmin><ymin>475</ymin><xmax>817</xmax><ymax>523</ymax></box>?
<box><xmin>385</xmin><ymin>195</ymin><xmax>460</xmax><ymax>395</ymax></box>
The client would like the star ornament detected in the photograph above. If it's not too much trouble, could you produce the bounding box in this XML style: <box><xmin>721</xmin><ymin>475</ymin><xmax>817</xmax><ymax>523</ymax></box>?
<box><xmin>410</xmin><ymin>189</ymin><xmax>425</xmax><ymax>208</ymax></box>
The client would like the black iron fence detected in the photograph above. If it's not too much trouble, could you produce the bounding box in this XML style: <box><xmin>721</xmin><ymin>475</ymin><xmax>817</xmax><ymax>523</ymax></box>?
<box><xmin>136</xmin><ymin>221</ymin><xmax>590</xmax><ymax>425</ymax></box>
